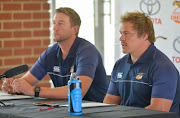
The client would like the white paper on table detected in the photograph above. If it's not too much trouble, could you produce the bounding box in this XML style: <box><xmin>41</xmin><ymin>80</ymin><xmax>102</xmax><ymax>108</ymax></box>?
<box><xmin>61</xmin><ymin>102</ymin><xmax>115</xmax><ymax>108</ymax></box>
<box><xmin>0</xmin><ymin>92</ymin><xmax>33</xmax><ymax>100</ymax></box>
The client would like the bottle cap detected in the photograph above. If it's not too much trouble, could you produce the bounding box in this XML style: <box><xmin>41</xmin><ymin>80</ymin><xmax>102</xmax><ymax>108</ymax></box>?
<box><xmin>70</xmin><ymin>72</ymin><xmax>79</xmax><ymax>80</ymax></box>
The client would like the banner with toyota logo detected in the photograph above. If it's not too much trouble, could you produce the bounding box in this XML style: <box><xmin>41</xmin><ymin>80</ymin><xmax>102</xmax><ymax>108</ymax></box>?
<box><xmin>114</xmin><ymin>0</ymin><xmax>180</xmax><ymax>72</ymax></box>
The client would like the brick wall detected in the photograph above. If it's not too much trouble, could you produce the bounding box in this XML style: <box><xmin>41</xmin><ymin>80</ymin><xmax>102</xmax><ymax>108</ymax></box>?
<box><xmin>0</xmin><ymin>0</ymin><xmax>51</xmax><ymax>89</ymax></box>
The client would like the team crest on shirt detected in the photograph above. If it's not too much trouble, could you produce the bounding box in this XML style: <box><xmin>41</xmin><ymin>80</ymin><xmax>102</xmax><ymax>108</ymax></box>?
<box><xmin>117</xmin><ymin>72</ymin><xmax>123</xmax><ymax>78</ymax></box>
<box><xmin>136</xmin><ymin>72</ymin><xmax>146</xmax><ymax>80</ymax></box>
<box><xmin>53</xmin><ymin>66</ymin><xmax>60</xmax><ymax>72</ymax></box>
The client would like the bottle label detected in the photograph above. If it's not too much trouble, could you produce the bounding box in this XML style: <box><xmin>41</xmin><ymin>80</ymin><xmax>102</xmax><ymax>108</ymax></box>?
<box><xmin>68</xmin><ymin>80</ymin><xmax>82</xmax><ymax>115</ymax></box>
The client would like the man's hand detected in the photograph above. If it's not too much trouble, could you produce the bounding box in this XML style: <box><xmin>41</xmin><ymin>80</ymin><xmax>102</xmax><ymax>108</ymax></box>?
<box><xmin>12</xmin><ymin>79</ymin><xmax>34</xmax><ymax>96</ymax></box>
<box><xmin>1</xmin><ymin>78</ymin><xmax>16</xmax><ymax>94</ymax></box>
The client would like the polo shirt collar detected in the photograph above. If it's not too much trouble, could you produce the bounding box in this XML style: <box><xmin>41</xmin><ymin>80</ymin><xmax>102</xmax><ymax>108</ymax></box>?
<box><xmin>57</xmin><ymin>37</ymin><xmax>81</xmax><ymax>59</ymax></box>
<box><xmin>67</xmin><ymin>37</ymin><xmax>81</xmax><ymax>58</ymax></box>
<box><xmin>127</xmin><ymin>54</ymin><xmax>133</xmax><ymax>64</ymax></box>
<box><xmin>127</xmin><ymin>43</ymin><xmax>156</xmax><ymax>64</ymax></box>
<box><xmin>136</xmin><ymin>43</ymin><xmax>156</xmax><ymax>64</ymax></box>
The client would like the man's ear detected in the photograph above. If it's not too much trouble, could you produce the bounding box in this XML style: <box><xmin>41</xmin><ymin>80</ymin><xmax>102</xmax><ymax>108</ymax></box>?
<box><xmin>72</xmin><ymin>25</ymin><xmax>79</xmax><ymax>35</ymax></box>
<box><xmin>142</xmin><ymin>33</ymin><xmax>149</xmax><ymax>41</ymax></box>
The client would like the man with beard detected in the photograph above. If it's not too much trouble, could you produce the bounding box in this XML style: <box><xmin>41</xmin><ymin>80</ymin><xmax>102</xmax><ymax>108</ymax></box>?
<box><xmin>103</xmin><ymin>11</ymin><xmax>180</xmax><ymax>114</ymax></box>
<box><xmin>2</xmin><ymin>7</ymin><xmax>108</xmax><ymax>103</ymax></box>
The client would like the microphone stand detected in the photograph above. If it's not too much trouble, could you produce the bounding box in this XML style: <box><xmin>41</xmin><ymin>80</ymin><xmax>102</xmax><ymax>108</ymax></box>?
<box><xmin>0</xmin><ymin>100</ymin><xmax>7</xmax><ymax>107</ymax></box>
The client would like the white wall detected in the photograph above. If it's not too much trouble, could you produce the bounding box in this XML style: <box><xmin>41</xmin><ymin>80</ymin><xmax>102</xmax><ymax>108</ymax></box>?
<box><xmin>55</xmin><ymin>0</ymin><xmax>94</xmax><ymax>44</ymax></box>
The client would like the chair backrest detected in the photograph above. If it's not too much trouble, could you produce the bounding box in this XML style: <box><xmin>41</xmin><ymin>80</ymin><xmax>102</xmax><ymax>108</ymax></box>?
<box><xmin>179</xmin><ymin>104</ymin><xmax>180</xmax><ymax>116</ymax></box>
<box><xmin>107</xmin><ymin>75</ymin><xmax>111</xmax><ymax>84</ymax></box>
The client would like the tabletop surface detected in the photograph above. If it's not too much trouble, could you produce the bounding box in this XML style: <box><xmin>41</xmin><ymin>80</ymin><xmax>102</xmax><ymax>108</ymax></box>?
<box><xmin>0</xmin><ymin>98</ymin><xmax>179</xmax><ymax>118</ymax></box>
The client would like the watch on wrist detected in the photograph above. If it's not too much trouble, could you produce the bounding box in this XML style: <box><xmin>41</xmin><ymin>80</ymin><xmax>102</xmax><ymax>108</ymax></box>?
<box><xmin>34</xmin><ymin>87</ymin><xmax>40</xmax><ymax>97</ymax></box>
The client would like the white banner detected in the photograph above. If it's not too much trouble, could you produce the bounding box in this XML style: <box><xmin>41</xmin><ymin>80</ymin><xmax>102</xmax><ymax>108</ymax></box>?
<box><xmin>114</xmin><ymin>0</ymin><xmax>180</xmax><ymax>72</ymax></box>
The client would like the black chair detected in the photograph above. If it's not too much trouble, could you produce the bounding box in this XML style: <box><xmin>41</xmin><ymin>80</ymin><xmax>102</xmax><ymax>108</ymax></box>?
<box><xmin>179</xmin><ymin>104</ymin><xmax>180</xmax><ymax>116</ymax></box>
<box><xmin>107</xmin><ymin>75</ymin><xmax>111</xmax><ymax>84</ymax></box>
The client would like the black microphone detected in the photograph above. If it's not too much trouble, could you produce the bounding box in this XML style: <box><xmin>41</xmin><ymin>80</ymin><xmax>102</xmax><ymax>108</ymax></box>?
<box><xmin>0</xmin><ymin>64</ymin><xmax>28</xmax><ymax>80</ymax></box>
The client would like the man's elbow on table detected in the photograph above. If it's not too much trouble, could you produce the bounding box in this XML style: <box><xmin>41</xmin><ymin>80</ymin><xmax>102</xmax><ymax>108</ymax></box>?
<box><xmin>103</xmin><ymin>94</ymin><xmax>121</xmax><ymax>105</ymax></box>
<box><xmin>145</xmin><ymin>98</ymin><xmax>173</xmax><ymax>112</ymax></box>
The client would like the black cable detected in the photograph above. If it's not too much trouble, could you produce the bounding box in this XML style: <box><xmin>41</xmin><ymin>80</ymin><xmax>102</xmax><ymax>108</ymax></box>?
<box><xmin>0</xmin><ymin>100</ymin><xmax>7</xmax><ymax>107</ymax></box>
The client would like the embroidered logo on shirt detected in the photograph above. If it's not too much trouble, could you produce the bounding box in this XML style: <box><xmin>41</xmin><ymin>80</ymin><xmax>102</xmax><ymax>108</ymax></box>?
<box><xmin>53</xmin><ymin>66</ymin><xmax>60</xmax><ymax>72</ymax></box>
<box><xmin>136</xmin><ymin>72</ymin><xmax>146</xmax><ymax>80</ymax></box>
<box><xmin>117</xmin><ymin>72</ymin><xmax>123</xmax><ymax>78</ymax></box>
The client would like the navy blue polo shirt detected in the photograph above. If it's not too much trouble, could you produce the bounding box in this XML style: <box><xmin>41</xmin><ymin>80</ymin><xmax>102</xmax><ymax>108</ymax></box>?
<box><xmin>107</xmin><ymin>44</ymin><xmax>180</xmax><ymax>113</ymax></box>
<box><xmin>30</xmin><ymin>37</ymin><xmax>108</xmax><ymax>102</ymax></box>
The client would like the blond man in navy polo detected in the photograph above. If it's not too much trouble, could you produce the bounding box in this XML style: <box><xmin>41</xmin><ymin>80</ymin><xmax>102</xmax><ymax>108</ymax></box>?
<box><xmin>103</xmin><ymin>12</ymin><xmax>180</xmax><ymax>114</ymax></box>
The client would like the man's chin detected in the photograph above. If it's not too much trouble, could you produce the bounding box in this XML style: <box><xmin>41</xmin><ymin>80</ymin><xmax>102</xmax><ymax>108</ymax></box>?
<box><xmin>122</xmin><ymin>50</ymin><xmax>127</xmax><ymax>54</ymax></box>
<box><xmin>54</xmin><ymin>39</ymin><xmax>66</xmax><ymax>43</ymax></box>
<box><xmin>53</xmin><ymin>38</ymin><xmax>60</xmax><ymax>42</ymax></box>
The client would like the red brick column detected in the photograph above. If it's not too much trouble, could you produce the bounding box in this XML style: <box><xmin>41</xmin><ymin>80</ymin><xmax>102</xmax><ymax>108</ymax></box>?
<box><xmin>0</xmin><ymin>0</ymin><xmax>51</xmax><ymax>88</ymax></box>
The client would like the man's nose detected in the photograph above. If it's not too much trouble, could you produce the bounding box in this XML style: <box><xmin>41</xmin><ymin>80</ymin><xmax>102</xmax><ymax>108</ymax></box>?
<box><xmin>53</xmin><ymin>24</ymin><xmax>58</xmax><ymax>31</ymax></box>
<box><xmin>119</xmin><ymin>34</ymin><xmax>125</xmax><ymax>41</ymax></box>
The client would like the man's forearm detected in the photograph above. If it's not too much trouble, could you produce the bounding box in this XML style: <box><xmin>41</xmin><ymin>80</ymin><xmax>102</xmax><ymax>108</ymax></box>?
<box><xmin>38</xmin><ymin>86</ymin><xmax>69</xmax><ymax>99</ymax></box>
<box><xmin>145</xmin><ymin>98</ymin><xmax>172</xmax><ymax>112</ymax></box>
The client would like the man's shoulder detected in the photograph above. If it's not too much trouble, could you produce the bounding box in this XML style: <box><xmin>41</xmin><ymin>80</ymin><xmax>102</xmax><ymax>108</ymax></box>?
<box><xmin>42</xmin><ymin>43</ymin><xmax>59</xmax><ymax>57</ymax></box>
<box><xmin>116</xmin><ymin>54</ymin><xmax>129</xmax><ymax>63</ymax></box>
<box><xmin>46</xmin><ymin>43</ymin><xmax>58</xmax><ymax>51</ymax></box>
<box><xmin>44</xmin><ymin>43</ymin><xmax>59</xmax><ymax>55</ymax></box>
<box><xmin>77</xmin><ymin>37</ymin><xmax>98</xmax><ymax>53</ymax></box>
<box><xmin>147</xmin><ymin>47</ymin><xmax>179</xmax><ymax>74</ymax></box>
<box><xmin>113</xmin><ymin>55</ymin><xmax>129</xmax><ymax>69</ymax></box>
<box><xmin>78</xmin><ymin>37</ymin><xmax>95</xmax><ymax>48</ymax></box>
<box><xmin>152</xmin><ymin>47</ymin><xmax>173</xmax><ymax>64</ymax></box>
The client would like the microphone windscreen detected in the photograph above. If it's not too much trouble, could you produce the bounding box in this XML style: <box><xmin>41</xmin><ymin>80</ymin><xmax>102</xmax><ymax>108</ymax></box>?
<box><xmin>3</xmin><ymin>64</ymin><xmax>28</xmax><ymax>78</ymax></box>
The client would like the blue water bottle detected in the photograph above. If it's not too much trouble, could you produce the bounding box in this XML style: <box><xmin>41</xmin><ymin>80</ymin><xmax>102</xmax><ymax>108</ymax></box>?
<box><xmin>68</xmin><ymin>72</ymin><xmax>82</xmax><ymax>115</ymax></box>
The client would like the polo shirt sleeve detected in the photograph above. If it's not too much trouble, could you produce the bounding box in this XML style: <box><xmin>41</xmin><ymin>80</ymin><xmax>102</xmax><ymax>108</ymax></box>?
<box><xmin>30</xmin><ymin>50</ymin><xmax>47</xmax><ymax>80</ymax></box>
<box><xmin>75</xmin><ymin>45</ymin><xmax>98</xmax><ymax>80</ymax></box>
<box><xmin>151</xmin><ymin>62</ymin><xmax>179</xmax><ymax>100</ymax></box>
<box><xmin>107</xmin><ymin>62</ymin><xmax>120</xmax><ymax>96</ymax></box>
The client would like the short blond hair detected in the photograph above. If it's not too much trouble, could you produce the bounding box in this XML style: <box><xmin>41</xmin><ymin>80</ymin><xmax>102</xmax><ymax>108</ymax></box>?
<box><xmin>56</xmin><ymin>7</ymin><xmax>81</xmax><ymax>35</ymax></box>
<box><xmin>120</xmin><ymin>11</ymin><xmax>155</xmax><ymax>43</ymax></box>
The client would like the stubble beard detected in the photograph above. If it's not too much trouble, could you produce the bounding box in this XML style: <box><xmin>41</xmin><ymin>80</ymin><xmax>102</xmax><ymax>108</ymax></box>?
<box><xmin>54</xmin><ymin>38</ymin><xmax>67</xmax><ymax>43</ymax></box>
<box><xmin>53</xmin><ymin>35</ymin><xmax>69</xmax><ymax>43</ymax></box>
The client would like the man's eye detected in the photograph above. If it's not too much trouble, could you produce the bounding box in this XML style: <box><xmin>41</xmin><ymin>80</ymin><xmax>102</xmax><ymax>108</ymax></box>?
<box><xmin>59</xmin><ymin>22</ymin><xmax>64</xmax><ymax>25</ymax></box>
<box><xmin>124</xmin><ymin>33</ymin><xmax>129</xmax><ymax>35</ymax></box>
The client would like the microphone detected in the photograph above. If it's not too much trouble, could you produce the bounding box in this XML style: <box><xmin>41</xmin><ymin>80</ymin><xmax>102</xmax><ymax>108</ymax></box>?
<box><xmin>0</xmin><ymin>64</ymin><xmax>28</xmax><ymax>80</ymax></box>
